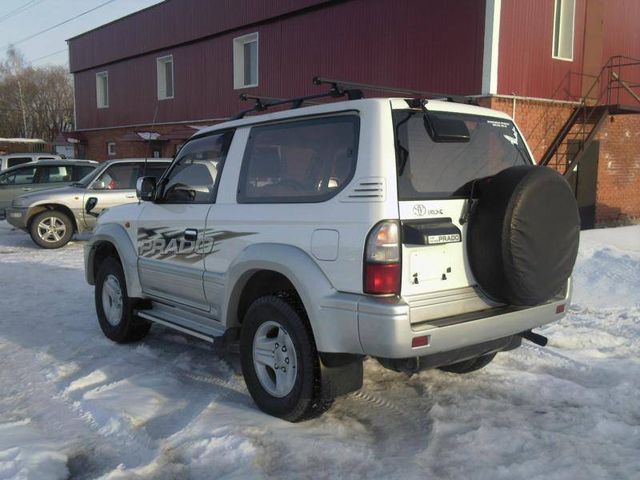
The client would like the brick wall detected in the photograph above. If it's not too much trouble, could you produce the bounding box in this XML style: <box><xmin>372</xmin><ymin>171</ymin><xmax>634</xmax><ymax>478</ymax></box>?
<box><xmin>78</xmin><ymin>122</ymin><xmax>214</xmax><ymax>162</ymax></box>
<box><xmin>593</xmin><ymin>114</ymin><xmax>640</xmax><ymax>224</ymax></box>
<box><xmin>480</xmin><ymin>96</ymin><xmax>640</xmax><ymax>225</ymax></box>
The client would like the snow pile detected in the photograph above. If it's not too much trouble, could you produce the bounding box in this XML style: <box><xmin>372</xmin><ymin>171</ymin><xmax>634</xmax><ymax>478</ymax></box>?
<box><xmin>0</xmin><ymin>221</ymin><xmax>638</xmax><ymax>479</ymax></box>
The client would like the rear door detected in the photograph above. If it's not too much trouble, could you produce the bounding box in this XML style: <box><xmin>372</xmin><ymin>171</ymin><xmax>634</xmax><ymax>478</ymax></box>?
<box><xmin>0</xmin><ymin>165</ymin><xmax>37</xmax><ymax>212</ymax></box>
<box><xmin>392</xmin><ymin>102</ymin><xmax>533</xmax><ymax>316</ymax></box>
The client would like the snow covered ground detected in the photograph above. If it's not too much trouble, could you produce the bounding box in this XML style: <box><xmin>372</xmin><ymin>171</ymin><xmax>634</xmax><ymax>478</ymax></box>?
<box><xmin>0</xmin><ymin>221</ymin><xmax>638</xmax><ymax>480</ymax></box>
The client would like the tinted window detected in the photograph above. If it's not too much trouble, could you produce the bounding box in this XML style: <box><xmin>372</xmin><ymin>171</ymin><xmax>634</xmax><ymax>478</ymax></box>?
<box><xmin>238</xmin><ymin>115</ymin><xmax>359</xmax><ymax>203</ymax></box>
<box><xmin>93</xmin><ymin>162</ymin><xmax>169</xmax><ymax>190</ymax></box>
<box><xmin>0</xmin><ymin>166</ymin><xmax>37</xmax><ymax>185</ymax></box>
<box><xmin>72</xmin><ymin>165</ymin><xmax>97</xmax><ymax>181</ymax></box>
<box><xmin>7</xmin><ymin>157</ymin><xmax>32</xmax><ymax>168</ymax></box>
<box><xmin>394</xmin><ymin>110</ymin><xmax>531</xmax><ymax>199</ymax></box>
<box><xmin>35</xmin><ymin>165</ymin><xmax>73</xmax><ymax>183</ymax></box>
<box><xmin>161</xmin><ymin>132</ymin><xmax>232</xmax><ymax>204</ymax></box>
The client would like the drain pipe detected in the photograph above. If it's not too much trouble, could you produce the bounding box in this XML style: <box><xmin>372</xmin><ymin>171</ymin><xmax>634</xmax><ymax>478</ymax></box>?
<box><xmin>511</xmin><ymin>92</ymin><xmax>517</xmax><ymax>120</ymax></box>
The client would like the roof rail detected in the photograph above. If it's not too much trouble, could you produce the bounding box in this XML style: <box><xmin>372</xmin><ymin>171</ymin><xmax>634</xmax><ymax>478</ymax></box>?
<box><xmin>312</xmin><ymin>76</ymin><xmax>477</xmax><ymax>105</ymax></box>
<box><xmin>231</xmin><ymin>84</ymin><xmax>364</xmax><ymax>120</ymax></box>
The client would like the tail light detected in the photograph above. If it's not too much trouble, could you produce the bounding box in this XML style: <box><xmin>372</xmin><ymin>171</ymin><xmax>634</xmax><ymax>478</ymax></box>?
<box><xmin>364</xmin><ymin>221</ymin><xmax>401</xmax><ymax>295</ymax></box>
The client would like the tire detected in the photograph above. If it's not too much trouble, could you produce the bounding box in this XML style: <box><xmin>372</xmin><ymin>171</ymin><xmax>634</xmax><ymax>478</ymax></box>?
<box><xmin>29</xmin><ymin>210</ymin><xmax>74</xmax><ymax>249</ymax></box>
<box><xmin>467</xmin><ymin>166</ymin><xmax>580</xmax><ymax>306</ymax></box>
<box><xmin>240</xmin><ymin>295</ymin><xmax>330</xmax><ymax>422</ymax></box>
<box><xmin>95</xmin><ymin>257</ymin><xmax>150</xmax><ymax>343</ymax></box>
<box><xmin>439</xmin><ymin>352</ymin><xmax>497</xmax><ymax>374</ymax></box>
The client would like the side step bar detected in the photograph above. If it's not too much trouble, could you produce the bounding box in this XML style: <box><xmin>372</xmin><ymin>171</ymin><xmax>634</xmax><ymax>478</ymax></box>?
<box><xmin>137</xmin><ymin>311</ymin><xmax>216</xmax><ymax>343</ymax></box>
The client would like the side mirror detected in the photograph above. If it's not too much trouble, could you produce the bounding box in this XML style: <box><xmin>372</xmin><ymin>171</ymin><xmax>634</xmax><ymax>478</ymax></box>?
<box><xmin>85</xmin><ymin>197</ymin><xmax>99</xmax><ymax>217</ymax></box>
<box><xmin>93</xmin><ymin>180</ymin><xmax>107</xmax><ymax>190</ymax></box>
<box><xmin>136</xmin><ymin>176</ymin><xmax>157</xmax><ymax>201</ymax></box>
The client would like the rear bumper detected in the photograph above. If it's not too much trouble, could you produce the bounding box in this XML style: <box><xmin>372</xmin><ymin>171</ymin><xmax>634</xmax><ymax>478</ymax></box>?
<box><xmin>354</xmin><ymin>282</ymin><xmax>571</xmax><ymax>359</ymax></box>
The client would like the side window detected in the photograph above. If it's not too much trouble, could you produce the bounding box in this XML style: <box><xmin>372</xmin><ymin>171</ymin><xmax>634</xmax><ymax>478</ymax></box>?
<box><xmin>92</xmin><ymin>163</ymin><xmax>137</xmax><ymax>190</ymax></box>
<box><xmin>35</xmin><ymin>165</ymin><xmax>73</xmax><ymax>183</ymax></box>
<box><xmin>161</xmin><ymin>132</ymin><xmax>232</xmax><ymax>204</ymax></box>
<box><xmin>233</xmin><ymin>33</ymin><xmax>258</xmax><ymax>89</ymax></box>
<box><xmin>157</xmin><ymin>55</ymin><xmax>174</xmax><ymax>100</ymax></box>
<box><xmin>0</xmin><ymin>167</ymin><xmax>37</xmax><ymax>185</ymax></box>
<box><xmin>142</xmin><ymin>162</ymin><xmax>170</xmax><ymax>179</ymax></box>
<box><xmin>96</xmin><ymin>71</ymin><xmax>109</xmax><ymax>108</ymax></box>
<box><xmin>238</xmin><ymin>115</ymin><xmax>360</xmax><ymax>203</ymax></box>
<box><xmin>72</xmin><ymin>165</ymin><xmax>97</xmax><ymax>181</ymax></box>
<box><xmin>552</xmin><ymin>0</ymin><xmax>575</xmax><ymax>60</ymax></box>
<box><xmin>7</xmin><ymin>157</ymin><xmax>32</xmax><ymax>168</ymax></box>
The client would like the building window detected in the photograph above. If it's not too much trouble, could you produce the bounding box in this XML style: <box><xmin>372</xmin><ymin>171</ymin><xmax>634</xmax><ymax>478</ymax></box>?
<box><xmin>233</xmin><ymin>33</ymin><xmax>258</xmax><ymax>89</ymax></box>
<box><xmin>552</xmin><ymin>0</ymin><xmax>576</xmax><ymax>60</ymax></box>
<box><xmin>157</xmin><ymin>55</ymin><xmax>174</xmax><ymax>100</ymax></box>
<box><xmin>96</xmin><ymin>71</ymin><xmax>109</xmax><ymax>108</ymax></box>
<box><xmin>107</xmin><ymin>142</ymin><xmax>116</xmax><ymax>156</ymax></box>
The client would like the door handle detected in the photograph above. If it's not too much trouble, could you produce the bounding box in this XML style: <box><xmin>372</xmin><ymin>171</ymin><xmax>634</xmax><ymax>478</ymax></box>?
<box><xmin>125</xmin><ymin>194</ymin><xmax>135</xmax><ymax>199</ymax></box>
<box><xmin>184</xmin><ymin>229</ymin><xmax>198</xmax><ymax>241</ymax></box>
<box><xmin>22</xmin><ymin>187</ymin><xmax>32</xmax><ymax>191</ymax></box>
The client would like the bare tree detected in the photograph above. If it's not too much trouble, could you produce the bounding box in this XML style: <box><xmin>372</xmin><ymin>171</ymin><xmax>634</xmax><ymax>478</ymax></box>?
<box><xmin>0</xmin><ymin>46</ymin><xmax>74</xmax><ymax>141</ymax></box>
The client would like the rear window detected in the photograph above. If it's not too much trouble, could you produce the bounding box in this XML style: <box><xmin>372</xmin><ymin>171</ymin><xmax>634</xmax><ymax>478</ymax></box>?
<box><xmin>238</xmin><ymin>115</ymin><xmax>359</xmax><ymax>203</ymax></box>
<box><xmin>7</xmin><ymin>157</ymin><xmax>32</xmax><ymax>168</ymax></box>
<box><xmin>394</xmin><ymin>110</ymin><xmax>531</xmax><ymax>199</ymax></box>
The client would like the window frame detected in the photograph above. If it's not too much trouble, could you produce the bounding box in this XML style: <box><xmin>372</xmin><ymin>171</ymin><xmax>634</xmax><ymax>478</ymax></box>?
<box><xmin>156</xmin><ymin>129</ymin><xmax>236</xmax><ymax>205</ymax></box>
<box><xmin>552</xmin><ymin>0</ymin><xmax>576</xmax><ymax>61</ymax></box>
<box><xmin>236</xmin><ymin>113</ymin><xmax>361</xmax><ymax>205</ymax></box>
<box><xmin>156</xmin><ymin>54</ymin><xmax>175</xmax><ymax>100</ymax></box>
<box><xmin>96</xmin><ymin>71</ymin><xmax>109</xmax><ymax>108</ymax></box>
<box><xmin>233</xmin><ymin>32</ymin><xmax>259</xmax><ymax>89</ymax></box>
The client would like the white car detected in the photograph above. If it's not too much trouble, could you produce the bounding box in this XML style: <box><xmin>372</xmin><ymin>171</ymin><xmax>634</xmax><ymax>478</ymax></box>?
<box><xmin>84</xmin><ymin>89</ymin><xmax>580</xmax><ymax>421</ymax></box>
<box><xmin>0</xmin><ymin>153</ymin><xmax>62</xmax><ymax>171</ymax></box>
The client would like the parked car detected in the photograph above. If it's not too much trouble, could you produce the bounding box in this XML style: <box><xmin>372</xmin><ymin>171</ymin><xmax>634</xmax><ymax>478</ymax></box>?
<box><xmin>84</xmin><ymin>95</ymin><xmax>580</xmax><ymax>421</ymax></box>
<box><xmin>0</xmin><ymin>153</ymin><xmax>62</xmax><ymax>171</ymax></box>
<box><xmin>6</xmin><ymin>158</ymin><xmax>171</xmax><ymax>248</ymax></box>
<box><xmin>0</xmin><ymin>159</ymin><xmax>98</xmax><ymax>219</ymax></box>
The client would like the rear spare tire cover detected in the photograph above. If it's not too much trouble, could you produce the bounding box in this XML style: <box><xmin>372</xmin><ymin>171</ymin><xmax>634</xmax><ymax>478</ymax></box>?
<box><xmin>467</xmin><ymin>165</ymin><xmax>580</xmax><ymax>306</ymax></box>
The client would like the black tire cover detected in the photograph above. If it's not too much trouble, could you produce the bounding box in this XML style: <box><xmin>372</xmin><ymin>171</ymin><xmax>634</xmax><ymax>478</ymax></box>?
<box><xmin>467</xmin><ymin>165</ymin><xmax>580</xmax><ymax>306</ymax></box>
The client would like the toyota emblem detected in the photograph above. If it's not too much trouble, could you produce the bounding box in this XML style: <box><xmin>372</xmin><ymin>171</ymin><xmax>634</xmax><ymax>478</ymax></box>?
<box><xmin>413</xmin><ymin>204</ymin><xmax>427</xmax><ymax>216</ymax></box>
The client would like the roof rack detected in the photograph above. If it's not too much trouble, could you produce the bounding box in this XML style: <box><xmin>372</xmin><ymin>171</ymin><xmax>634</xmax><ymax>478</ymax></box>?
<box><xmin>312</xmin><ymin>76</ymin><xmax>477</xmax><ymax>105</ymax></box>
<box><xmin>231</xmin><ymin>84</ymin><xmax>364</xmax><ymax>120</ymax></box>
<box><xmin>229</xmin><ymin>76</ymin><xmax>477</xmax><ymax>120</ymax></box>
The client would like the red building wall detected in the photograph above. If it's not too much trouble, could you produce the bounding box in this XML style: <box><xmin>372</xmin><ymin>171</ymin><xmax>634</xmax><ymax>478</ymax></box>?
<box><xmin>497</xmin><ymin>0</ymin><xmax>587</xmax><ymax>100</ymax></box>
<box><xmin>71</xmin><ymin>0</ymin><xmax>487</xmax><ymax>130</ymax></box>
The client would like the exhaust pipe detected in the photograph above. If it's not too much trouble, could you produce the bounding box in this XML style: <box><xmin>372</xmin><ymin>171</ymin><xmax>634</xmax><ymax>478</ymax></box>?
<box><xmin>520</xmin><ymin>330</ymin><xmax>548</xmax><ymax>347</ymax></box>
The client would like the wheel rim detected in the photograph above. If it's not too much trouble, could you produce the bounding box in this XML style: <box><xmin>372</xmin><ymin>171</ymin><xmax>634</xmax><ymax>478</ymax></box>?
<box><xmin>252</xmin><ymin>320</ymin><xmax>298</xmax><ymax>398</ymax></box>
<box><xmin>102</xmin><ymin>274</ymin><xmax>124</xmax><ymax>327</ymax></box>
<box><xmin>37</xmin><ymin>216</ymin><xmax>66</xmax><ymax>243</ymax></box>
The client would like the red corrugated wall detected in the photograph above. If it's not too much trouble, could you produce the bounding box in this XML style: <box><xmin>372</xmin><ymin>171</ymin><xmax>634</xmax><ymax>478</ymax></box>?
<box><xmin>72</xmin><ymin>0</ymin><xmax>486</xmax><ymax>130</ymax></box>
<box><xmin>497</xmin><ymin>0</ymin><xmax>587</xmax><ymax>100</ymax></box>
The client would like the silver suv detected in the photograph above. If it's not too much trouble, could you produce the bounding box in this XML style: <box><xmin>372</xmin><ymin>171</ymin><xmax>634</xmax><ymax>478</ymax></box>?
<box><xmin>84</xmin><ymin>91</ymin><xmax>580</xmax><ymax>421</ymax></box>
<box><xmin>0</xmin><ymin>159</ymin><xmax>97</xmax><ymax>219</ymax></box>
<box><xmin>7</xmin><ymin>158</ymin><xmax>170</xmax><ymax>248</ymax></box>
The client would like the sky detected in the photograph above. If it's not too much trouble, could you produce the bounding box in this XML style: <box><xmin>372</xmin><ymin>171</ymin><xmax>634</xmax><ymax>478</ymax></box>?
<box><xmin>0</xmin><ymin>0</ymin><xmax>164</xmax><ymax>69</ymax></box>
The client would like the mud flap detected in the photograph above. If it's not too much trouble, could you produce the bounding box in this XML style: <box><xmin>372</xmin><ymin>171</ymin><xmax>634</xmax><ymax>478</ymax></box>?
<box><xmin>319</xmin><ymin>353</ymin><xmax>364</xmax><ymax>398</ymax></box>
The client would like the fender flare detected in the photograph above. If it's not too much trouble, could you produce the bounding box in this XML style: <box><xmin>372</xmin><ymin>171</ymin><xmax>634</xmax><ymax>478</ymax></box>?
<box><xmin>85</xmin><ymin>222</ymin><xmax>143</xmax><ymax>298</ymax></box>
<box><xmin>223</xmin><ymin>243</ymin><xmax>362</xmax><ymax>354</ymax></box>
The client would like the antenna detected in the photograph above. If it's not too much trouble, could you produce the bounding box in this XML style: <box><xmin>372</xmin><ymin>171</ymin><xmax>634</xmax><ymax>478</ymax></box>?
<box><xmin>143</xmin><ymin>102</ymin><xmax>160</xmax><ymax>178</ymax></box>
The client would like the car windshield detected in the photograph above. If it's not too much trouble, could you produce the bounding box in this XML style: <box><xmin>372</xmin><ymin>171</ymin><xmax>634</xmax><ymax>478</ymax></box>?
<box><xmin>394</xmin><ymin>109</ymin><xmax>532</xmax><ymax>199</ymax></box>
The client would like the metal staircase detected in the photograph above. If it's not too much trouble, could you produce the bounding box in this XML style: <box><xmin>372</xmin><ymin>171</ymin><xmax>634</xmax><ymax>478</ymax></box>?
<box><xmin>539</xmin><ymin>56</ymin><xmax>640</xmax><ymax>176</ymax></box>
